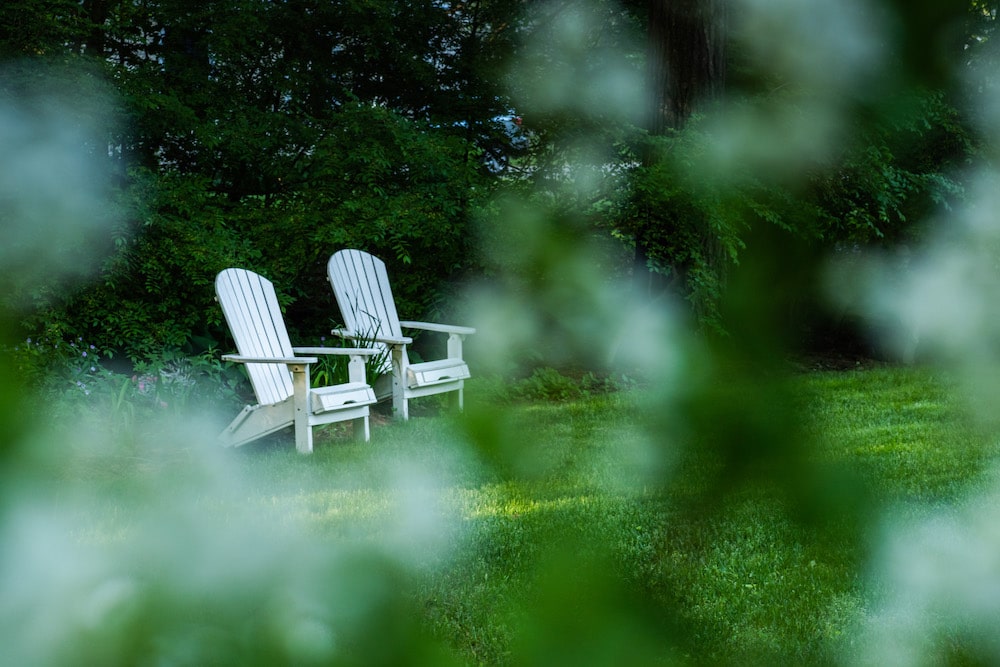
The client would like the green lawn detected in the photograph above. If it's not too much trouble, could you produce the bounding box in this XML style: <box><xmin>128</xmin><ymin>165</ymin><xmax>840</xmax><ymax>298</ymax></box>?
<box><xmin>4</xmin><ymin>366</ymin><xmax>999</xmax><ymax>665</ymax></box>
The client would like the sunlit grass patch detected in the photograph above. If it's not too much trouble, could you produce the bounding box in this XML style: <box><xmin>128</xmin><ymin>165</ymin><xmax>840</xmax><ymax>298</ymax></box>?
<box><xmin>805</xmin><ymin>366</ymin><xmax>995</xmax><ymax>502</ymax></box>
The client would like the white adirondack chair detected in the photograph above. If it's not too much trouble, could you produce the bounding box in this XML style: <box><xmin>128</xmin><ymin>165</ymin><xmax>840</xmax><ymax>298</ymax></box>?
<box><xmin>327</xmin><ymin>249</ymin><xmax>475</xmax><ymax>420</ymax></box>
<box><xmin>216</xmin><ymin>268</ymin><xmax>378</xmax><ymax>453</ymax></box>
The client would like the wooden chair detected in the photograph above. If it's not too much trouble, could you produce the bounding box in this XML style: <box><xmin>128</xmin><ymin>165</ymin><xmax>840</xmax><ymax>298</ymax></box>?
<box><xmin>216</xmin><ymin>268</ymin><xmax>378</xmax><ymax>453</ymax></box>
<box><xmin>327</xmin><ymin>249</ymin><xmax>475</xmax><ymax>420</ymax></box>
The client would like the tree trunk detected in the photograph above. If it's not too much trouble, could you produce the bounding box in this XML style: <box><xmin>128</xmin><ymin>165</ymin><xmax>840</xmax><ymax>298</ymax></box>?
<box><xmin>635</xmin><ymin>0</ymin><xmax>726</xmax><ymax>299</ymax></box>
<box><xmin>81</xmin><ymin>0</ymin><xmax>109</xmax><ymax>56</ymax></box>
<box><xmin>647</xmin><ymin>0</ymin><xmax>726</xmax><ymax>133</ymax></box>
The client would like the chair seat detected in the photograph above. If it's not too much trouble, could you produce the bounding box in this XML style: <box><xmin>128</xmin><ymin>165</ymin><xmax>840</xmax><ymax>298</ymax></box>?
<box><xmin>406</xmin><ymin>358</ymin><xmax>471</xmax><ymax>389</ymax></box>
<box><xmin>311</xmin><ymin>382</ymin><xmax>377</xmax><ymax>413</ymax></box>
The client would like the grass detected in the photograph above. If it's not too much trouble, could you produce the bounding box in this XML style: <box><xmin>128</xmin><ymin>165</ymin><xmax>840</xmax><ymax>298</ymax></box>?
<box><xmin>805</xmin><ymin>368</ymin><xmax>992</xmax><ymax>502</ymax></box>
<box><xmin>231</xmin><ymin>367</ymin><xmax>996</xmax><ymax>664</ymax></box>
<box><xmin>6</xmin><ymin>365</ymin><xmax>1000</xmax><ymax>665</ymax></box>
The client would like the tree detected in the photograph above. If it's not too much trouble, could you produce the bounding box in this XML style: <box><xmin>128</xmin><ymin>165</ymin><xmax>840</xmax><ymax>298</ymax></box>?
<box><xmin>633</xmin><ymin>0</ymin><xmax>727</xmax><ymax>302</ymax></box>
<box><xmin>1</xmin><ymin>0</ymin><xmax>991</xmax><ymax>356</ymax></box>
<box><xmin>0</xmin><ymin>0</ymin><xmax>85</xmax><ymax>58</ymax></box>
<box><xmin>645</xmin><ymin>0</ymin><xmax>726</xmax><ymax>133</ymax></box>
<box><xmin>3</xmin><ymin>0</ymin><xmax>527</xmax><ymax>360</ymax></box>
<box><xmin>620</xmin><ymin>0</ymin><xmax>980</xmax><ymax>330</ymax></box>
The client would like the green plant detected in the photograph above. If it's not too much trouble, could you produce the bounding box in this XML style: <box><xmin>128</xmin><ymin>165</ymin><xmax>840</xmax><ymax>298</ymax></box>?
<box><xmin>513</xmin><ymin>367</ymin><xmax>582</xmax><ymax>401</ymax></box>
<box><xmin>8</xmin><ymin>334</ymin><xmax>249</xmax><ymax>437</ymax></box>
<box><xmin>307</xmin><ymin>338</ymin><xmax>345</xmax><ymax>389</ymax></box>
<box><xmin>133</xmin><ymin>347</ymin><xmax>247</xmax><ymax>410</ymax></box>
<box><xmin>109</xmin><ymin>375</ymin><xmax>137</xmax><ymax>432</ymax></box>
<box><xmin>300</xmin><ymin>335</ymin><xmax>363</xmax><ymax>389</ymax></box>
<box><xmin>10</xmin><ymin>333</ymin><xmax>110</xmax><ymax>396</ymax></box>
<box><xmin>326</xmin><ymin>322</ymin><xmax>393</xmax><ymax>390</ymax></box>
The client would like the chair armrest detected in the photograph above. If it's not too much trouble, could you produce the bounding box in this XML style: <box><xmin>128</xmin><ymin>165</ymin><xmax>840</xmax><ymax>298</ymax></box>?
<box><xmin>223</xmin><ymin>354</ymin><xmax>319</xmax><ymax>365</ymax></box>
<box><xmin>331</xmin><ymin>328</ymin><xmax>412</xmax><ymax>345</ymax></box>
<box><xmin>292</xmin><ymin>347</ymin><xmax>379</xmax><ymax>356</ymax></box>
<box><xmin>400</xmin><ymin>321</ymin><xmax>476</xmax><ymax>336</ymax></box>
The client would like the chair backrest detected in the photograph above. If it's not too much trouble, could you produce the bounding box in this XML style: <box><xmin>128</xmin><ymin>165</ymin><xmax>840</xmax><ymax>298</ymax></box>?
<box><xmin>216</xmin><ymin>268</ymin><xmax>294</xmax><ymax>406</ymax></box>
<box><xmin>328</xmin><ymin>250</ymin><xmax>403</xmax><ymax>340</ymax></box>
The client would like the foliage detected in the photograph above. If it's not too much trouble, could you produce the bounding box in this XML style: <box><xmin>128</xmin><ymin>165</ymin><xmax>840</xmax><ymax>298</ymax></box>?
<box><xmin>810</xmin><ymin>88</ymin><xmax>974</xmax><ymax>245</ymax></box>
<box><xmin>7</xmin><ymin>333</ymin><xmax>248</xmax><ymax>440</ymax></box>
<box><xmin>294</xmin><ymin>333</ymin><xmax>393</xmax><ymax>392</ymax></box>
<box><xmin>500</xmin><ymin>0</ymin><xmax>984</xmax><ymax>333</ymax></box>
<box><xmin>11</xmin><ymin>334</ymin><xmax>105</xmax><ymax>397</ymax></box>
<box><xmin>2</xmin><ymin>0</ymin><xmax>523</xmax><ymax>363</ymax></box>
<box><xmin>1</xmin><ymin>0</ymin><xmax>994</xmax><ymax>352</ymax></box>
<box><xmin>18</xmin><ymin>170</ymin><xmax>258</xmax><ymax>361</ymax></box>
<box><xmin>612</xmin><ymin>85</ymin><xmax>974</xmax><ymax>330</ymax></box>
<box><xmin>0</xmin><ymin>0</ymin><xmax>85</xmax><ymax>59</ymax></box>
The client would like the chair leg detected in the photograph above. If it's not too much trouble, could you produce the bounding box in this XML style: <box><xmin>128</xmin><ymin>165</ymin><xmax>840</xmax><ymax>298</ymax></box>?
<box><xmin>448</xmin><ymin>387</ymin><xmax>463</xmax><ymax>413</ymax></box>
<box><xmin>391</xmin><ymin>349</ymin><xmax>408</xmax><ymax>421</ymax></box>
<box><xmin>353</xmin><ymin>416</ymin><xmax>370</xmax><ymax>442</ymax></box>
<box><xmin>290</xmin><ymin>363</ymin><xmax>313</xmax><ymax>454</ymax></box>
<box><xmin>394</xmin><ymin>395</ymin><xmax>409</xmax><ymax>421</ymax></box>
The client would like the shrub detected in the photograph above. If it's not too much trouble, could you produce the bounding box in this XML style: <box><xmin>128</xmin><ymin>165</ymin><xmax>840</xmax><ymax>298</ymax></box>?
<box><xmin>476</xmin><ymin>366</ymin><xmax>638</xmax><ymax>403</ymax></box>
<box><xmin>8</xmin><ymin>334</ymin><xmax>249</xmax><ymax>439</ymax></box>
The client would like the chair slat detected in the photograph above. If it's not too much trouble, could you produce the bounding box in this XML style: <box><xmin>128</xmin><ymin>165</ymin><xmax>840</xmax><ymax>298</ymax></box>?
<box><xmin>331</xmin><ymin>249</ymin><xmax>402</xmax><ymax>338</ymax></box>
<box><xmin>216</xmin><ymin>268</ymin><xmax>293</xmax><ymax>406</ymax></box>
